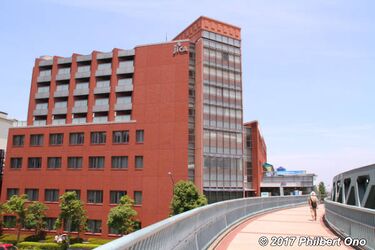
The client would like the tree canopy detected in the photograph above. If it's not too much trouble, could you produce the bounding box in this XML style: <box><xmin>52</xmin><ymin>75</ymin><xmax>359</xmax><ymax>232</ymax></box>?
<box><xmin>3</xmin><ymin>194</ymin><xmax>28</xmax><ymax>243</ymax></box>
<box><xmin>170</xmin><ymin>181</ymin><xmax>207</xmax><ymax>216</ymax></box>
<box><xmin>107</xmin><ymin>195</ymin><xmax>138</xmax><ymax>236</ymax></box>
<box><xmin>55</xmin><ymin>191</ymin><xmax>87</xmax><ymax>235</ymax></box>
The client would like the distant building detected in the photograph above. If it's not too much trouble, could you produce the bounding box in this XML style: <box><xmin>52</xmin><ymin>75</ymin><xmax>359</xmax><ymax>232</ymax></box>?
<box><xmin>243</xmin><ymin>121</ymin><xmax>267</xmax><ymax>196</ymax></box>
<box><xmin>0</xmin><ymin>112</ymin><xmax>18</xmax><ymax>192</ymax></box>
<box><xmin>261</xmin><ymin>169</ymin><xmax>315</xmax><ymax>196</ymax></box>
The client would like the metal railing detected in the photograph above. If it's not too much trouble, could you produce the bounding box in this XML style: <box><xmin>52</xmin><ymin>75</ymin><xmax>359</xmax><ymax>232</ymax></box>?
<box><xmin>96</xmin><ymin>195</ymin><xmax>307</xmax><ymax>250</ymax></box>
<box><xmin>325</xmin><ymin>199</ymin><xmax>375</xmax><ymax>250</ymax></box>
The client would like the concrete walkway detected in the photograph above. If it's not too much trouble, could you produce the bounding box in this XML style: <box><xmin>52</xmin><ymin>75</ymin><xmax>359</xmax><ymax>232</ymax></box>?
<box><xmin>215</xmin><ymin>205</ymin><xmax>352</xmax><ymax>250</ymax></box>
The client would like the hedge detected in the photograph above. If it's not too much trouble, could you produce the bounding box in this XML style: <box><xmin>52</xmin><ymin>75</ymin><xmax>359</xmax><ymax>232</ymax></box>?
<box><xmin>17</xmin><ymin>242</ymin><xmax>63</xmax><ymax>250</ymax></box>
<box><xmin>0</xmin><ymin>234</ymin><xmax>27</xmax><ymax>244</ymax></box>
<box><xmin>69</xmin><ymin>243</ymin><xmax>100</xmax><ymax>249</ymax></box>
<box><xmin>87</xmin><ymin>238</ymin><xmax>112</xmax><ymax>245</ymax></box>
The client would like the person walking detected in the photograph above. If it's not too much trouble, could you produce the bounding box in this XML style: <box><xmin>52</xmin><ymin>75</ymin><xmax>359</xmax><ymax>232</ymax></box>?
<box><xmin>308</xmin><ymin>191</ymin><xmax>319</xmax><ymax>221</ymax></box>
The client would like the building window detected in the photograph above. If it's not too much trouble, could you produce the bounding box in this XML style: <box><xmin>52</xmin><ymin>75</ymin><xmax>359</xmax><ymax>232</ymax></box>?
<box><xmin>134</xmin><ymin>191</ymin><xmax>142</xmax><ymax>205</ymax></box>
<box><xmin>109</xmin><ymin>226</ymin><xmax>120</xmax><ymax>235</ymax></box>
<box><xmin>47</xmin><ymin>157</ymin><xmax>62</xmax><ymax>169</ymax></box>
<box><xmin>111</xmin><ymin>156</ymin><xmax>128</xmax><ymax>169</ymax></box>
<box><xmin>45</xmin><ymin>218</ymin><xmax>57</xmax><ymax>231</ymax></box>
<box><xmin>3</xmin><ymin>216</ymin><xmax>16</xmax><ymax>228</ymax></box>
<box><xmin>65</xmin><ymin>189</ymin><xmax>81</xmax><ymax>199</ymax></box>
<box><xmin>87</xmin><ymin>190</ymin><xmax>103</xmax><ymax>203</ymax></box>
<box><xmin>28</xmin><ymin>157</ymin><xmax>42</xmax><ymax>169</ymax></box>
<box><xmin>68</xmin><ymin>157</ymin><xmax>83</xmax><ymax>169</ymax></box>
<box><xmin>25</xmin><ymin>189</ymin><xmax>39</xmax><ymax>201</ymax></box>
<box><xmin>45</xmin><ymin>189</ymin><xmax>59</xmax><ymax>202</ymax></box>
<box><xmin>110</xmin><ymin>191</ymin><xmax>127</xmax><ymax>204</ymax></box>
<box><xmin>7</xmin><ymin>188</ymin><xmax>19</xmax><ymax>199</ymax></box>
<box><xmin>87</xmin><ymin>220</ymin><xmax>102</xmax><ymax>233</ymax></box>
<box><xmin>12</xmin><ymin>135</ymin><xmax>24</xmax><ymax>146</ymax></box>
<box><xmin>30</xmin><ymin>134</ymin><xmax>44</xmax><ymax>146</ymax></box>
<box><xmin>136</xmin><ymin>130</ymin><xmax>144</xmax><ymax>143</ymax></box>
<box><xmin>10</xmin><ymin>158</ymin><xmax>22</xmax><ymax>169</ymax></box>
<box><xmin>91</xmin><ymin>132</ymin><xmax>106</xmax><ymax>144</ymax></box>
<box><xmin>49</xmin><ymin>133</ymin><xmax>64</xmax><ymax>145</ymax></box>
<box><xmin>135</xmin><ymin>156</ymin><xmax>143</xmax><ymax>169</ymax></box>
<box><xmin>112</xmin><ymin>131</ymin><xmax>129</xmax><ymax>144</ymax></box>
<box><xmin>89</xmin><ymin>157</ymin><xmax>105</xmax><ymax>169</ymax></box>
<box><xmin>69</xmin><ymin>132</ymin><xmax>84</xmax><ymax>145</ymax></box>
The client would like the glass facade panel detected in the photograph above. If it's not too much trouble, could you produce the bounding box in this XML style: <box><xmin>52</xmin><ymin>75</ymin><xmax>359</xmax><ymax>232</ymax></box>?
<box><xmin>202</xmin><ymin>34</ymin><xmax>243</xmax><ymax>198</ymax></box>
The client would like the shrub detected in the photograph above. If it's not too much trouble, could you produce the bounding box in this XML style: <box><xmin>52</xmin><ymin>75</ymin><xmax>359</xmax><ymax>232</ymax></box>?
<box><xmin>0</xmin><ymin>234</ymin><xmax>27</xmax><ymax>244</ymax></box>
<box><xmin>87</xmin><ymin>238</ymin><xmax>112</xmax><ymax>245</ymax></box>
<box><xmin>17</xmin><ymin>242</ymin><xmax>63</xmax><ymax>250</ymax></box>
<box><xmin>24</xmin><ymin>232</ymin><xmax>46</xmax><ymax>242</ymax></box>
<box><xmin>69</xmin><ymin>237</ymin><xmax>84</xmax><ymax>244</ymax></box>
<box><xmin>69</xmin><ymin>243</ymin><xmax>100</xmax><ymax>249</ymax></box>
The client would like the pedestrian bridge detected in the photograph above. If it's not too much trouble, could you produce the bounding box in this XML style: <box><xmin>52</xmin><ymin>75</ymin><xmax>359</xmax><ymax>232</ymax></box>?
<box><xmin>96</xmin><ymin>165</ymin><xmax>375</xmax><ymax>250</ymax></box>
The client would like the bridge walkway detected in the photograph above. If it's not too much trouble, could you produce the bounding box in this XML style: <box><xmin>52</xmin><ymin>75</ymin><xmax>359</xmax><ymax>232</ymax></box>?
<box><xmin>215</xmin><ymin>205</ymin><xmax>352</xmax><ymax>250</ymax></box>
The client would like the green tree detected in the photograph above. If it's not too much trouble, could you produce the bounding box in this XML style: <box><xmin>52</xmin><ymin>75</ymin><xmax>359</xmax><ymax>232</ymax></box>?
<box><xmin>107</xmin><ymin>195</ymin><xmax>138</xmax><ymax>236</ymax></box>
<box><xmin>318</xmin><ymin>181</ymin><xmax>327</xmax><ymax>201</ymax></box>
<box><xmin>3</xmin><ymin>194</ymin><xmax>28</xmax><ymax>243</ymax></box>
<box><xmin>170</xmin><ymin>181</ymin><xmax>207</xmax><ymax>216</ymax></box>
<box><xmin>25</xmin><ymin>201</ymin><xmax>48</xmax><ymax>236</ymax></box>
<box><xmin>55</xmin><ymin>191</ymin><xmax>87</xmax><ymax>238</ymax></box>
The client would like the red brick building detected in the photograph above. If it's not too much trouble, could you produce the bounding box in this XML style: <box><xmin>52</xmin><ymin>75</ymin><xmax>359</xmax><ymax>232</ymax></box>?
<box><xmin>244</xmin><ymin>121</ymin><xmax>267</xmax><ymax>196</ymax></box>
<box><xmin>1</xmin><ymin>17</ymin><xmax>265</xmax><ymax>237</ymax></box>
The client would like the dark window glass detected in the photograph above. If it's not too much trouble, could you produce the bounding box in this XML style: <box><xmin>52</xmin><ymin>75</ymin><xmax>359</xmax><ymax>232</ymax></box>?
<box><xmin>28</xmin><ymin>157</ymin><xmax>42</xmax><ymax>169</ymax></box>
<box><xmin>69</xmin><ymin>132</ymin><xmax>84</xmax><ymax>145</ymax></box>
<box><xmin>30</xmin><ymin>134</ymin><xmax>44</xmax><ymax>146</ymax></box>
<box><xmin>87</xmin><ymin>190</ymin><xmax>103</xmax><ymax>203</ymax></box>
<box><xmin>134</xmin><ymin>191</ymin><xmax>142</xmax><ymax>205</ymax></box>
<box><xmin>7</xmin><ymin>188</ymin><xmax>19</xmax><ymax>199</ymax></box>
<box><xmin>50</xmin><ymin>133</ymin><xmax>64</xmax><ymax>145</ymax></box>
<box><xmin>47</xmin><ymin>157</ymin><xmax>62</xmax><ymax>169</ymax></box>
<box><xmin>110</xmin><ymin>191</ymin><xmax>127</xmax><ymax>204</ymax></box>
<box><xmin>12</xmin><ymin>135</ymin><xmax>24</xmax><ymax>146</ymax></box>
<box><xmin>112</xmin><ymin>131</ymin><xmax>129</xmax><ymax>144</ymax></box>
<box><xmin>68</xmin><ymin>157</ymin><xmax>83</xmax><ymax>169</ymax></box>
<box><xmin>89</xmin><ymin>156</ymin><xmax>105</xmax><ymax>169</ymax></box>
<box><xmin>136</xmin><ymin>130</ymin><xmax>144</xmax><ymax>143</ymax></box>
<box><xmin>111</xmin><ymin>156</ymin><xmax>128</xmax><ymax>169</ymax></box>
<box><xmin>65</xmin><ymin>189</ymin><xmax>81</xmax><ymax>199</ymax></box>
<box><xmin>45</xmin><ymin>217</ymin><xmax>57</xmax><ymax>230</ymax></box>
<box><xmin>10</xmin><ymin>158</ymin><xmax>22</xmax><ymax>169</ymax></box>
<box><xmin>135</xmin><ymin>156</ymin><xmax>143</xmax><ymax>169</ymax></box>
<box><xmin>3</xmin><ymin>216</ymin><xmax>16</xmax><ymax>228</ymax></box>
<box><xmin>91</xmin><ymin>132</ymin><xmax>106</xmax><ymax>144</ymax></box>
<box><xmin>109</xmin><ymin>226</ymin><xmax>120</xmax><ymax>235</ymax></box>
<box><xmin>25</xmin><ymin>188</ymin><xmax>39</xmax><ymax>201</ymax></box>
<box><xmin>45</xmin><ymin>189</ymin><xmax>59</xmax><ymax>202</ymax></box>
<box><xmin>87</xmin><ymin>220</ymin><xmax>102</xmax><ymax>233</ymax></box>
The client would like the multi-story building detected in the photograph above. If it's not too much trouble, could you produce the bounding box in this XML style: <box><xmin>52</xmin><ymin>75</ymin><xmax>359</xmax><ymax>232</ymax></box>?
<box><xmin>1</xmin><ymin>16</ymin><xmax>250</xmax><ymax>237</ymax></box>
<box><xmin>0</xmin><ymin>112</ymin><xmax>18</xmax><ymax>192</ymax></box>
<box><xmin>244</xmin><ymin>121</ymin><xmax>267</xmax><ymax>196</ymax></box>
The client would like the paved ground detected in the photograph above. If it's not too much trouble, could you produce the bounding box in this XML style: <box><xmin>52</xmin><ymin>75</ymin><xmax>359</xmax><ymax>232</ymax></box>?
<box><xmin>215</xmin><ymin>205</ymin><xmax>352</xmax><ymax>250</ymax></box>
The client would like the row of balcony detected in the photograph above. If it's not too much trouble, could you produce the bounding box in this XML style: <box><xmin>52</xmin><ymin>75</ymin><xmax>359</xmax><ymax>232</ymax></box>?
<box><xmin>38</xmin><ymin>49</ymin><xmax>135</xmax><ymax>67</ymax></box>
<box><xmin>33</xmin><ymin>103</ymin><xmax>132</xmax><ymax>116</ymax></box>
<box><xmin>37</xmin><ymin>66</ymin><xmax>134</xmax><ymax>83</ymax></box>
<box><xmin>35</xmin><ymin>84</ymin><xmax>133</xmax><ymax>99</ymax></box>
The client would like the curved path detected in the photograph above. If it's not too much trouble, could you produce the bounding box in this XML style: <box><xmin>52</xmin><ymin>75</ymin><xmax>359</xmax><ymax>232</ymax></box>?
<box><xmin>215</xmin><ymin>205</ymin><xmax>352</xmax><ymax>250</ymax></box>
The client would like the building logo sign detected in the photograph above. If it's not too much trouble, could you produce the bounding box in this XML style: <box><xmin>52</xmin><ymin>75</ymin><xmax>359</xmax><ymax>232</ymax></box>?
<box><xmin>173</xmin><ymin>42</ymin><xmax>188</xmax><ymax>56</ymax></box>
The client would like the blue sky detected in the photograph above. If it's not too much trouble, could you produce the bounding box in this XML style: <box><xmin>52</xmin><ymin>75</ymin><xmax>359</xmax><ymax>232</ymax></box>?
<box><xmin>1</xmin><ymin>0</ymin><xmax>374</xmax><ymax>188</ymax></box>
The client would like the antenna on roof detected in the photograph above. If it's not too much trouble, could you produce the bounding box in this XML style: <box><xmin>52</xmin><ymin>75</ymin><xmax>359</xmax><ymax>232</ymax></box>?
<box><xmin>165</xmin><ymin>33</ymin><xmax>168</xmax><ymax>42</ymax></box>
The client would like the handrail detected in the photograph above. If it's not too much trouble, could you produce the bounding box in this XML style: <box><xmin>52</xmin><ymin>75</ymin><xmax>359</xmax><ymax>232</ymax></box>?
<box><xmin>96</xmin><ymin>195</ymin><xmax>308</xmax><ymax>250</ymax></box>
<box><xmin>324</xmin><ymin>199</ymin><xmax>375</xmax><ymax>250</ymax></box>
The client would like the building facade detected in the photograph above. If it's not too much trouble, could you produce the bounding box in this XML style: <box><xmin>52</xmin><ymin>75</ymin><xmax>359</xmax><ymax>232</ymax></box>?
<box><xmin>0</xmin><ymin>112</ymin><xmax>18</xmax><ymax>193</ymax></box>
<box><xmin>243</xmin><ymin>121</ymin><xmax>267</xmax><ymax>196</ymax></box>
<box><xmin>1</xmin><ymin>17</ymin><xmax>251</xmax><ymax>236</ymax></box>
